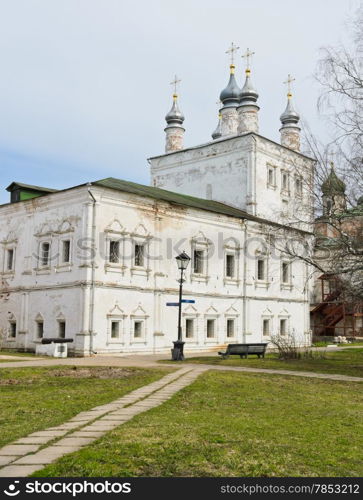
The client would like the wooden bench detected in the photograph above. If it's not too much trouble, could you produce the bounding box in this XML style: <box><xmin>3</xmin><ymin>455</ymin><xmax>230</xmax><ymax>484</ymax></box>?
<box><xmin>218</xmin><ymin>343</ymin><xmax>268</xmax><ymax>359</ymax></box>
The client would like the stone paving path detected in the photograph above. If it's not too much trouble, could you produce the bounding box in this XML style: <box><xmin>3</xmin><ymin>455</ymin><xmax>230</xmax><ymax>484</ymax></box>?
<box><xmin>0</xmin><ymin>366</ymin><xmax>207</xmax><ymax>477</ymax></box>
<box><xmin>0</xmin><ymin>351</ymin><xmax>362</xmax><ymax>477</ymax></box>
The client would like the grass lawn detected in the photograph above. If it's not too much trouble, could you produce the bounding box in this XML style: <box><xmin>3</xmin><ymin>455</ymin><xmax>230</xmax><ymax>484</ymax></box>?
<box><xmin>180</xmin><ymin>348</ymin><xmax>363</xmax><ymax>378</ymax></box>
<box><xmin>34</xmin><ymin>370</ymin><xmax>363</xmax><ymax>477</ymax></box>
<box><xmin>0</xmin><ymin>365</ymin><xmax>171</xmax><ymax>447</ymax></box>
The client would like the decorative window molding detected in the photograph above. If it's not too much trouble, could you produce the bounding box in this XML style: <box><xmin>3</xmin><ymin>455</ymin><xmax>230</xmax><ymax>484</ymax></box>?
<box><xmin>281</xmin><ymin>170</ymin><xmax>290</xmax><ymax>198</ymax></box>
<box><xmin>107</xmin><ymin>303</ymin><xmax>126</xmax><ymax>344</ymax></box>
<box><xmin>261</xmin><ymin>308</ymin><xmax>273</xmax><ymax>338</ymax></box>
<box><xmin>182</xmin><ymin>305</ymin><xmax>199</xmax><ymax>343</ymax></box>
<box><xmin>278</xmin><ymin>309</ymin><xmax>290</xmax><ymax>336</ymax></box>
<box><xmin>130</xmin><ymin>305</ymin><xmax>149</xmax><ymax>344</ymax></box>
<box><xmin>104</xmin><ymin>220</ymin><xmax>127</xmax><ymax>274</ymax></box>
<box><xmin>54</xmin><ymin>238</ymin><xmax>73</xmax><ymax>272</ymax></box>
<box><xmin>1</xmin><ymin>232</ymin><xmax>18</xmax><ymax>276</ymax></box>
<box><xmin>255</xmin><ymin>251</ymin><xmax>269</xmax><ymax>288</ymax></box>
<box><xmin>56</xmin><ymin>219</ymin><xmax>75</xmax><ymax>235</ymax></box>
<box><xmin>224</xmin><ymin>305</ymin><xmax>239</xmax><ymax>339</ymax></box>
<box><xmin>204</xmin><ymin>305</ymin><xmax>219</xmax><ymax>343</ymax></box>
<box><xmin>34</xmin><ymin>313</ymin><xmax>44</xmax><ymax>342</ymax></box>
<box><xmin>35</xmin><ymin>240</ymin><xmax>52</xmax><ymax>274</ymax></box>
<box><xmin>1</xmin><ymin>230</ymin><xmax>18</xmax><ymax>245</ymax></box>
<box><xmin>56</xmin><ymin>312</ymin><xmax>66</xmax><ymax>339</ymax></box>
<box><xmin>281</xmin><ymin>260</ymin><xmax>293</xmax><ymax>290</ymax></box>
<box><xmin>294</xmin><ymin>176</ymin><xmax>303</xmax><ymax>198</ymax></box>
<box><xmin>1</xmin><ymin>246</ymin><xmax>16</xmax><ymax>276</ymax></box>
<box><xmin>7</xmin><ymin>313</ymin><xmax>17</xmax><ymax>340</ymax></box>
<box><xmin>191</xmin><ymin>232</ymin><xmax>211</xmax><ymax>283</ymax></box>
<box><xmin>266</xmin><ymin>164</ymin><xmax>277</xmax><ymax>189</ymax></box>
<box><xmin>224</xmin><ymin>239</ymin><xmax>240</xmax><ymax>285</ymax></box>
<box><xmin>130</xmin><ymin>225</ymin><xmax>152</xmax><ymax>278</ymax></box>
<box><xmin>34</xmin><ymin>222</ymin><xmax>54</xmax><ymax>238</ymax></box>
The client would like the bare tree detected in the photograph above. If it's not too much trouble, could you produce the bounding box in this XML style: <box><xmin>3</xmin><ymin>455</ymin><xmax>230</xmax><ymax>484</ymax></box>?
<box><xmin>269</xmin><ymin>6</ymin><xmax>363</xmax><ymax>303</ymax></box>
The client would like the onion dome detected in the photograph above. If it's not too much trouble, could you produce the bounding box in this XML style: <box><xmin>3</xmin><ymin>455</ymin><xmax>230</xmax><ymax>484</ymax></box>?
<box><xmin>219</xmin><ymin>65</ymin><xmax>241</xmax><ymax>108</ymax></box>
<box><xmin>165</xmin><ymin>94</ymin><xmax>185</xmax><ymax>129</ymax></box>
<box><xmin>212</xmin><ymin>112</ymin><xmax>222</xmax><ymax>140</ymax></box>
<box><xmin>239</xmin><ymin>69</ymin><xmax>259</xmax><ymax>105</ymax></box>
<box><xmin>321</xmin><ymin>164</ymin><xmax>346</xmax><ymax>195</ymax></box>
<box><xmin>280</xmin><ymin>93</ymin><xmax>300</xmax><ymax>128</ymax></box>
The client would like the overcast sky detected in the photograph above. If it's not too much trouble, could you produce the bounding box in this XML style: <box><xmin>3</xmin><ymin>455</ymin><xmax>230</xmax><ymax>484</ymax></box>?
<box><xmin>0</xmin><ymin>0</ymin><xmax>359</xmax><ymax>204</ymax></box>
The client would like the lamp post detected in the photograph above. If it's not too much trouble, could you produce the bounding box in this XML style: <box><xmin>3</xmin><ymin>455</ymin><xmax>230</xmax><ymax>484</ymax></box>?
<box><xmin>172</xmin><ymin>251</ymin><xmax>191</xmax><ymax>361</ymax></box>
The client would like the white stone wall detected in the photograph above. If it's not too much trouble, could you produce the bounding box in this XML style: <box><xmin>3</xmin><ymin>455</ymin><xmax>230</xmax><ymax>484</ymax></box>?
<box><xmin>0</xmin><ymin>188</ymin><xmax>90</xmax><ymax>354</ymax></box>
<box><xmin>149</xmin><ymin>134</ymin><xmax>315</xmax><ymax>230</ymax></box>
<box><xmin>0</xmin><ymin>184</ymin><xmax>311</xmax><ymax>354</ymax></box>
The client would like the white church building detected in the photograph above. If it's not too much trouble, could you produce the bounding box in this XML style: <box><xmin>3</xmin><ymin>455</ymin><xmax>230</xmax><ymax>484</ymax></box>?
<box><xmin>0</xmin><ymin>54</ymin><xmax>315</xmax><ymax>355</ymax></box>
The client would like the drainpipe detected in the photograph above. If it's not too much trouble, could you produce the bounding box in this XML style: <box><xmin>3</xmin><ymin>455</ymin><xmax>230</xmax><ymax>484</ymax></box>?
<box><xmin>87</xmin><ymin>184</ymin><xmax>97</xmax><ymax>356</ymax></box>
<box><xmin>242</xmin><ymin>220</ymin><xmax>247</xmax><ymax>342</ymax></box>
<box><xmin>251</xmin><ymin>135</ymin><xmax>257</xmax><ymax>216</ymax></box>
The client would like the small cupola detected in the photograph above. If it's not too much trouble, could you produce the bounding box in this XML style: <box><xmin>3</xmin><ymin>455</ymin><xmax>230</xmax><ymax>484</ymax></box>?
<box><xmin>279</xmin><ymin>75</ymin><xmax>301</xmax><ymax>151</ymax></box>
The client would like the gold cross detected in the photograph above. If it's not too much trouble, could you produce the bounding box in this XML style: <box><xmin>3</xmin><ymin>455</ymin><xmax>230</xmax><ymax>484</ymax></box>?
<box><xmin>170</xmin><ymin>75</ymin><xmax>181</xmax><ymax>95</ymax></box>
<box><xmin>242</xmin><ymin>48</ymin><xmax>255</xmax><ymax>70</ymax></box>
<box><xmin>327</xmin><ymin>150</ymin><xmax>336</xmax><ymax>168</ymax></box>
<box><xmin>226</xmin><ymin>42</ymin><xmax>240</xmax><ymax>65</ymax></box>
<box><xmin>284</xmin><ymin>74</ymin><xmax>295</xmax><ymax>95</ymax></box>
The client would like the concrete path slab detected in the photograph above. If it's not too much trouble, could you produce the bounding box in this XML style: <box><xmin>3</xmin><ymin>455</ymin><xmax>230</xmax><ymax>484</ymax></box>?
<box><xmin>0</xmin><ymin>444</ymin><xmax>40</xmax><ymax>456</ymax></box>
<box><xmin>0</xmin><ymin>456</ymin><xmax>18</xmax><ymax>466</ymax></box>
<box><xmin>0</xmin><ymin>465</ymin><xmax>44</xmax><ymax>477</ymax></box>
<box><xmin>14</xmin><ymin>436</ymin><xmax>55</xmax><ymax>445</ymax></box>
<box><xmin>53</xmin><ymin>437</ymin><xmax>96</xmax><ymax>447</ymax></box>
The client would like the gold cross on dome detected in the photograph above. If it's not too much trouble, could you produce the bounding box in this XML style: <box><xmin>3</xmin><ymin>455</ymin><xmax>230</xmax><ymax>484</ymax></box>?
<box><xmin>242</xmin><ymin>48</ymin><xmax>255</xmax><ymax>70</ymax></box>
<box><xmin>327</xmin><ymin>150</ymin><xmax>336</xmax><ymax>168</ymax></box>
<box><xmin>170</xmin><ymin>75</ymin><xmax>181</xmax><ymax>95</ymax></box>
<box><xmin>226</xmin><ymin>42</ymin><xmax>240</xmax><ymax>65</ymax></box>
<box><xmin>284</xmin><ymin>74</ymin><xmax>295</xmax><ymax>95</ymax></box>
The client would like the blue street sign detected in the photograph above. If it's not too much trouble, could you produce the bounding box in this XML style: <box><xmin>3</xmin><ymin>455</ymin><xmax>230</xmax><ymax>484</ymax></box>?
<box><xmin>166</xmin><ymin>300</ymin><xmax>195</xmax><ymax>306</ymax></box>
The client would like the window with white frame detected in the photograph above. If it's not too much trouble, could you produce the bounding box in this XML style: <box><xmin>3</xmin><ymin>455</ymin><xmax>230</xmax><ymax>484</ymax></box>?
<box><xmin>109</xmin><ymin>240</ymin><xmax>120</xmax><ymax>264</ymax></box>
<box><xmin>111</xmin><ymin>321</ymin><xmax>120</xmax><ymax>339</ymax></box>
<box><xmin>295</xmin><ymin>177</ymin><xmax>303</xmax><ymax>197</ymax></box>
<box><xmin>281</xmin><ymin>171</ymin><xmax>290</xmax><ymax>194</ymax></box>
<box><xmin>134</xmin><ymin>320</ymin><xmax>143</xmax><ymax>338</ymax></box>
<box><xmin>6</xmin><ymin>248</ymin><xmax>14</xmax><ymax>271</ymax></box>
<box><xmin>267</xmin><ymin>166</ymin><xmax>276</xmax><ymax>187</ymax></box>
<box><xmin>193</xmin><ymin>249</ymin><xmax>204</xmax><ymax>274</ymax></box>
<box><xmin>185</xmin><ymin>318</ymin><xmax>194</xmax><ymax>339</ymax></box>
<box><xmin>58</xmin><ymin>320</ymin><xmax>66</xmax><ymax>339</ymax></box>
<box><xmin>206</xmin><ymin>319</ymin><xmax>215</xmax><ymax>338</ymax></box>
<box><xmin>280</xmin><ymin>318</ymin><xmax>287</xmax><ymax>336</ymax></box>
<box><xmin>36</xmin><ymin>320</ymin><xmax>44</xmax><ymax>339</ymax></box>
<box><xmin>40</xmin><ymin>242</ymin><xmax>50</xmax><ymax>267</ymax></box>
<box><xmin>225</xmin><ymin>254</ymin><xmax>235</xmax><ymax>278</ymax></box>
<box><xmin>134</xmin><ymin>244</ymin><xmax>145</xmax><ymax>267</ymax></box>
<box><xmin>62</xmin><ymin>240</ymin><xmax>71</xmax><ymax>263</ymax></box>
<box><xmin>226</xmin><ymin>318</ymin><xmax>235</xmax><ymax>338</ymax></box>
<box><xmin>281</xmin><ymin>261</ymin><xmax>290</xmax><ymax>284</ymax></box>
<box><xmin>263</xmin><ymin>318</ymin><xmax>270</xmax><ymax>336</ymax></box>
<box><xmin>257</xmin><ymin>258</ymin><xmax>266</xmax><ymax>281</ymax></box>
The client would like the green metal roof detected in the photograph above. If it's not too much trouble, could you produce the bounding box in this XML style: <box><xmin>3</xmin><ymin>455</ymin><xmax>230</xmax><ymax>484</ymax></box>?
<box><xmin>2</xmin><ymin>176</ymin><xmax>312</xmax><ymax>234</ymax></box>
<box><xmin>6</xmin><ymin>182</ymin><xmax>58</xmax><ymax>194</ymax></box>
<box><xmin>93</xmin><ymin>177</ymin><xmax>311</xmax><ymax>233</ymax></box>
<box><xmin>94</xmin><ymin>177</ymin><xmax>259</xmax><ymax>220</ymax></box>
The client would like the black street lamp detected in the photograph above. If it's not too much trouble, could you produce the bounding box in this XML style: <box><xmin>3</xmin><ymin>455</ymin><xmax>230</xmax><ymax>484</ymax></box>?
<box><xmin>172</xmin><ymin>251</ymin><xmax>191</xmax><ymax>361</ymax></box>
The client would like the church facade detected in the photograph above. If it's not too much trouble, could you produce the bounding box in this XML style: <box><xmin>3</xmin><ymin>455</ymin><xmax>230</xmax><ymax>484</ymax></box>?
<box><xmin>0</xmin><ymin>55</ymin><xmax>316</xmax><ymax>356</ymax></box>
